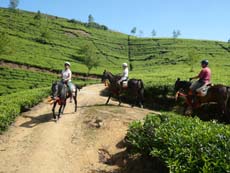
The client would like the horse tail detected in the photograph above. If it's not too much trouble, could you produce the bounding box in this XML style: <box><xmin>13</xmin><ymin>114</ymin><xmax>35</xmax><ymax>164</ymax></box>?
<box><xmin>75</xmin><ymin>84</ymin><xmax>82</xmax><ymax>91</ymax></box>
<box><xmin>225</xmin><ymin>87</ymin><xmax>230</xmax><ymax>107</ymax></box>
<box><xmin>138</xmin><ymin>79</ymin><xmax>144</xmax><ymax>89</ymax></box>
<box><xmin>138</xmin><ymin>80</ymin><xmax>144</xmax><ymax>101</ymax></box>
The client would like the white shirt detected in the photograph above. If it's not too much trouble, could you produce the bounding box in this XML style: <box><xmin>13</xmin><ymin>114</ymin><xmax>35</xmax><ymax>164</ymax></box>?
<box><xmin>62</xmin><ymin>69</ymin><xmax>72</xmax><ymax>81</ymax></box>
<box><xmin>121</xmin><ymin>68</ymin><xmax>128</xmax><ymax>80</ymax></box>
<box><xmin>123</xmin><ymin>68</ymin><xmax>128</xmax><ymax>77</ymax></box>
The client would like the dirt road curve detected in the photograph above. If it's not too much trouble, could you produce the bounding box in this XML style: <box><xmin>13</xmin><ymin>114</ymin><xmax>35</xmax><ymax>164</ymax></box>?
<box><xmin>0</xmin><ymin>84</ymin><xmax>156</xmax><ymax>173</ymax></box>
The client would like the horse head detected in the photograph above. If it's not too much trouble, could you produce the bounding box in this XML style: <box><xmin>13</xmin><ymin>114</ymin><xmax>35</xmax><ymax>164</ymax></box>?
<box><xmin>101</xmin><ymin>70</ymin><xmax>108</xmax><ymax>84</ymax></box>
<box><xmin>51</xmin><ymin>81</ymin><xmax>59</xmax><ymax>99</ymax></box>
<box><xmin>174</xmin><ymin>78</ymin><xmax>191</xmax><ymax>93</ymax></box>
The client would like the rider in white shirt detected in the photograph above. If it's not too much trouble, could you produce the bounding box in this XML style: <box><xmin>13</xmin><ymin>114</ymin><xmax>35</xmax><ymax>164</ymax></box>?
<box><xmin>118</xmin><ymin>63</ymin><xmax>129</xmax><ymax>86</ymax></box>
<box><xmin>61</xmin><ymin>62</ymin><xmax>73</xmax><ymax>102</ymax></box>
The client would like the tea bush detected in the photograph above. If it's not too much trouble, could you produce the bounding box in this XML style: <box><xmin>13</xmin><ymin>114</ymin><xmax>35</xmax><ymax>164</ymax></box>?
<box><xmin>0</xmin><ymin>87</ymin><xmax>49</xmax><ymax>132</ymax></box>
<box><xmin>127</xmin><ymin>113</ymin><xmax>230</xmax><ymax>172</ymax></box>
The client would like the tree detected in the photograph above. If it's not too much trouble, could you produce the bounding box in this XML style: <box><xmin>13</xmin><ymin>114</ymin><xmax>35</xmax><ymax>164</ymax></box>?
<box><xmin>34</xmin><ymin>10</ymin><xmax>42</xmax><ymax>20</ymax></box>
<box><xmin>131</xmin><ymin>27</ymin><xmax>137</xmax><ymax>35</ymax></box>
<box><xmin>139</xmin><ymin>30</ymin><xmax>144</xmax><ymax>37</ymax></box>
<box><xmin>151</xmin><ymin>29</ymin><xmax>156</xmax><ymax>37</ymax></box>
<box><xmin>172</xmin><ymin>29</ymin><xmax>181</xmax><ymax>39</ymax></box>
<box><xmin>80</xmin><ymin>43</ymin><xmax>99</xmax><ymax>76</ymax></box>
<box><xmin>186</xmin><ymin>50</ymin><xmax>199</xmax><ymax>72</ymax></box>
<box><xmin>0</xmin><ymin>32</ymin><xmax>12</xmax><ymax>55</ymax></box>
<box><xmin>88</xmin><ymin>14</ymin><xmax>94</xmax><ymax>24</ymax></box>
<box><xmin>9</xmin><ymin>0</ymin><xmax>19</xmax><ymax>9</ymax></box>
<box><xmin>35</xmin><ymin>17</ymin><xmax>51</xmax><ymax>44</ymax></box>
<box><xmin>227</xmin><ymin>38</ymin><xmax>230</xmax><ymax>50</ymax></box>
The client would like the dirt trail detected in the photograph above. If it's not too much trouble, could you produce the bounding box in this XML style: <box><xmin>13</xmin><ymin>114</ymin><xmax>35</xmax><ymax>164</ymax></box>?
<box><xmin>0</xmin><ymin>84</ymin><xmax>158</xmax><ymax>173</ymax></box>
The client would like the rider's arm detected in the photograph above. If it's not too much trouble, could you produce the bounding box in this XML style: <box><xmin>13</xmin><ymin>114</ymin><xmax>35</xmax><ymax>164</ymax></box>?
<box><xmin>190</xmin><ymin>75</ymin><xmax>199</xmax><ymax>80</ymax></box>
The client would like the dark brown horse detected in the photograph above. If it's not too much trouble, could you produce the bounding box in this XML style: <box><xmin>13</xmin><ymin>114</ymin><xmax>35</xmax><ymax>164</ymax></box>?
<box><xmin>101</xmin><ymin>70</ymin><xmax>144</xmax><ymax>108</ymax></box>
<box><xmin>174</xmin><ymin>78</ymin><xmax>230</xmax><ymax>122</ymax></box>
<box><xmin>51</xmin><ymin>81</ymin><xmax>80</xmax><ymax>121</ymax></box>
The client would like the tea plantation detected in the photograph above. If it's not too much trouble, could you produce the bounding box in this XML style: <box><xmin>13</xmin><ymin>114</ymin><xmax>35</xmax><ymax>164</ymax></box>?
<box><xmin>1</xmin><ymin>8</ymin><xmax>230</xmax><ymax>172</ymax></box>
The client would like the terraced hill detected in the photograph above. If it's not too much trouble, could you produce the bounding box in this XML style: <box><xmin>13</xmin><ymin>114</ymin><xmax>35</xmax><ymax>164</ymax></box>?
<box><xmin>129</xmin><ymin>37</ymin><xmax>230</xmax><ymax>87</ymax></box>
<box><xmin>1</xmin><ymin>7</ymin><xmax>230</xmax><ymax>130</ymax></box>
<box><xmin>0</xmin><ymin>8</ymin><xmax>128</xmax><ymax>74</ymax></box>
<box><xmin>1</xmin><ymin>8</ymin><xmax>230</xmax><ymax>82</ymax></box>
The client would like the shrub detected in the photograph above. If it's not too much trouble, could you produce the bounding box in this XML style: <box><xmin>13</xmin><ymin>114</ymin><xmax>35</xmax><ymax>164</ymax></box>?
<box><xmin>126</xmin><ymin>113</ymin><xmax>230</xmax><ymax>172</ymax></box>
<box><xmin>0</xmin><ymin>87</ymin><xmax>49</xmax><ymax>132</ymax></box>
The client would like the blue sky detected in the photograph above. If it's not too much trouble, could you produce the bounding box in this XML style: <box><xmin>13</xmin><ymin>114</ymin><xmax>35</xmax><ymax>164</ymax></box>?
<box><xmin>0</xmin><ymin>0</ymin><xmax>230</xmax><ymax>41</ymax></box>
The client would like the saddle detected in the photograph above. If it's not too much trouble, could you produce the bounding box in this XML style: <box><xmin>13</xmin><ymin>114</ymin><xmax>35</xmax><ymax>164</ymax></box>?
<box><xmin>196</xmin><ymin>83</ymin><xmax>212</xmax><ymax>97</ymax></box>
<box><xmin>121</xmin><ymin>80</ymin><xmax>128</xmax><ymax>88</ymax></box>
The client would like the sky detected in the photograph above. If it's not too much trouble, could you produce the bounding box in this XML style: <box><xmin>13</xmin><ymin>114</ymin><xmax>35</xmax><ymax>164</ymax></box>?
<box><xmin>0</xmin><ymin>0</ymin><xmax>230</xmax><ymax>41</ymax></box>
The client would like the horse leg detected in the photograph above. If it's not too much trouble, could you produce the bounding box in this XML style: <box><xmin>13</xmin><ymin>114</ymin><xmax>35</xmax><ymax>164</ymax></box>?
<box><xmin>58</xmin><ymin>105</ymin><xmax>62</xmax><ymax>119</ymax></box>
<box><xmin>61</xmin><ymin>102</ymin><xmax>66</xmax><ymax>115</ymax></box>
<box><xmin>106</xmin><ymin>94</ymin><xmax>111</xmax><ymax>105</ymax></box>
<box><xmin>138</xmin><ymin>95</ymin><xmax>143</xmax><ymax>108</ymax></box>
<box><xmin>118</xmin><ymin>94</ymin><xmax>122</xmax><ymax>106</ymax></box>
<box><xmin>52</xmin><ymin>101</ymin><xmax>57</xmax><ymax>120</ymax></box>
<box><xmin>74</xmin><ymin>95</ymin><xmax>77</xmax><ymax>112</ymax></box>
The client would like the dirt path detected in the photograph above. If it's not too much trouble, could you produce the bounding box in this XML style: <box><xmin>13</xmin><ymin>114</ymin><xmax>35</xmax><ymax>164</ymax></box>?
<box><xmin>0</xmin><ymin>84</ymin><xmax>158</xmax><ymax>173</ymax></box>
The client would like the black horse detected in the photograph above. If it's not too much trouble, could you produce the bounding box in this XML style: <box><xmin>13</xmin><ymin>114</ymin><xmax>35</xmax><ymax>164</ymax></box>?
<box><xmin>174</xmin><ymin>78</ymin><xmax>230</xmax><ymax>122</ymax></box>
<box><xmin>51</xmin><ymin>81</ymin><xmax>80</xmax><ymax>120</ymax></box>
<box><xmin>101</xmin><ymin>70</ymin><xmax>144</xmax><ymax>108</ymax></box>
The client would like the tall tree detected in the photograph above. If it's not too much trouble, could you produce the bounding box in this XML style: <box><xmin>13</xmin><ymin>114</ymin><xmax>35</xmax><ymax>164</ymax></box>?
<box><xmin>186</xmin><ymin>50</ymin><xmax>199</xmax><ymax>72</ymax></box>
<box><xmin>34</xmin><ymin>10</ymin><xmax>42</xmax><ymax>20</ymax></box>
<box><xmin>131</xmin><ymin>27</ymin><xmax>137</xmax><ymax>35</ymax></box>
<box><xmin>139</xmin><ymin>30</ymin><xmax>144</xmax><ymax>37</ymax></box>
<box><xmin>151</xmin><ymin>29</ymin><xmax>156</xmax><ymax>37</ymax></box>
<box><xmin>88</xmin><ymin>14</ymin><xmax>94</xmax><ymax>24</ymax></box>
<box><xmin>9</xmin><ymin>0</ymin><xmax>19</xmax><ymax>9</ymax></box>
<box><xmin>79</xmin><ymin>43</ymin><xmax>99</xmax><ymax>76</ymax></box>
<box><xmin>228</xmin><ymin>38</ymin><xmax>230</xmax><ymax>43</ymax></box>
<box><xmin>172</xmin><ymin>29</ymin><xmax>181</xmax><ymax>39</ymax></box>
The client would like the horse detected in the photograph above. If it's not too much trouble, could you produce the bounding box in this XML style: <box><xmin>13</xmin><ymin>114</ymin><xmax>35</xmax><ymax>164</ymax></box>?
<box><xmin>174</xmin><ymin>78</ymin><xmax>230</xmax><ymax>122</ymax></box>
<box><xmin>51</xmin><ymin>81</ymin><xmax>80</xmax><ymax>120</ymax></box>
<box><xmin>101</xmin><ymin>70</ymin><xmax>144</xmax><ymax>108</ymax></box>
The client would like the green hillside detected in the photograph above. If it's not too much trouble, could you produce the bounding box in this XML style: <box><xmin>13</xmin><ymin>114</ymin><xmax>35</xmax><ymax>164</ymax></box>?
<box><xmin>0</xmin><ymin>8</ymin><xmax>128</xmax><ymax>74</ymax></box>
<box><xmin>1</xmin><ymin>7</ymin><xmax>230</xmax><ymax>130</ymax></box>
<box><xmin>1</xmin><ymin>7</ymin><xmax>230</xmax><ymax>87</ymax></box>
<box><xmin>129</xmin><ymin>37</ymin><xmax>230</xmax><ymax>87</ymax></box>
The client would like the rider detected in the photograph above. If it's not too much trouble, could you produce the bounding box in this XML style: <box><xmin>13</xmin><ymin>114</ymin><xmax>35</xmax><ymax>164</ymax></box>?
<box><xmin>117</xmin><ymin>63</ymin><xmax>129</xmax><ymax>87</ymax></box>
<box><xmin>61</xmin><ymin>62</ymin><xmax>73</xmax><ymax>102</ymax></box>
<box><xmin>189</xmin><ymin>60</ymin><xmax>211</xmax><ymax>97</ymax></box>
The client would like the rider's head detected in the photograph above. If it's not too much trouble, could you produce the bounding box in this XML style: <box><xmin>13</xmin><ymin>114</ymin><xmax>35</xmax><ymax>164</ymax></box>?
<box><xmin>122</xmin><ymin>63</ymin><xmax>128</xmax><ymax>69</ymax></box>
<box><xmin>64</xmin><ymin>62</ymin><xmax>71</xmax><ymax>69</ymax></box>
<box><xmin>201</xmin><ymin>60</ymin><xmax>208</xmax><ymax>68</ymax></box>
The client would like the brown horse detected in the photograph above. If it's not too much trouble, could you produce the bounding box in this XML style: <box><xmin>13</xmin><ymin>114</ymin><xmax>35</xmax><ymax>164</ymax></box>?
<box><xmin>101</xmin><ymin>70</ymin><xmax>144</xmax><ymax>108</ymax></box>
<box><xmin>174</xmin><ymin>78</ymin><xmax>230</xmax><ymax>122</ymax></box>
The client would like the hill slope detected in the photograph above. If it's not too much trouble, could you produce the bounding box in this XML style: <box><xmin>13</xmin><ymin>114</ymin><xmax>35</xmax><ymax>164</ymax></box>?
<box><xmin>1</xmin><ymin>8</ymin><xmax>230</xmax><ymax>81</ymax></box>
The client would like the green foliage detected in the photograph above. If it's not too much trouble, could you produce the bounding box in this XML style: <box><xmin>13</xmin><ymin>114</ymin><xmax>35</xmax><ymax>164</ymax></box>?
<box><xmin>79</xmin><ymin>42</ymin><xmax>99</xmax><ymax>75</ymax></box>
<box><xmin>0</xmin><ymin>67</ymin><xmax>56</xmax><ymax>96</ymax></box>
<box><xmin>0</xmin><ymin>32</ymin><xmax>12</xmax><ymax>55</ymax></box>
<box><xmin>88</xmin><ymin>14</ymin><xmax>94</xmax><ymax>23</ymax></box>
<box><xmin>0</xmin><ymin>87</ymin><xmax>49</xmax><ymax>132</ymax></box>
<box><xmin>9</xmin><ymin>0</ymin><xmax>19</xmax><ymax>9</ymax></box>
<box><xmin>172</xmin><ymin>30</ymin><xmax>181</xmax><ymax>39</ymax></box>
<box><xmin>34</xmin><ymin>10</ymin><xmax>42</xmax><ymax>20</ymax></box>
<box><xmin>0</xmin><ymin>8</ymin><xmax>126</xmax><ymax>74</ymax></box>
<box><xmin>151</xmin><ymin>29</ymin><xmax>156</xmax><ymax>37</ymax></box>
<box><xmin>186</xmin><ymin>49</ymin><xmax>200</xmax><ymax>72</ymax></box>
<box><xmin>131</xmin><ymin>27</ymin><xmax>137</xmax><ymax>35</ymax></box>
<box><xmin>127</xmin><ymin>113</ymin><xmax>230</xmax><ymax>172</ymax></box>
